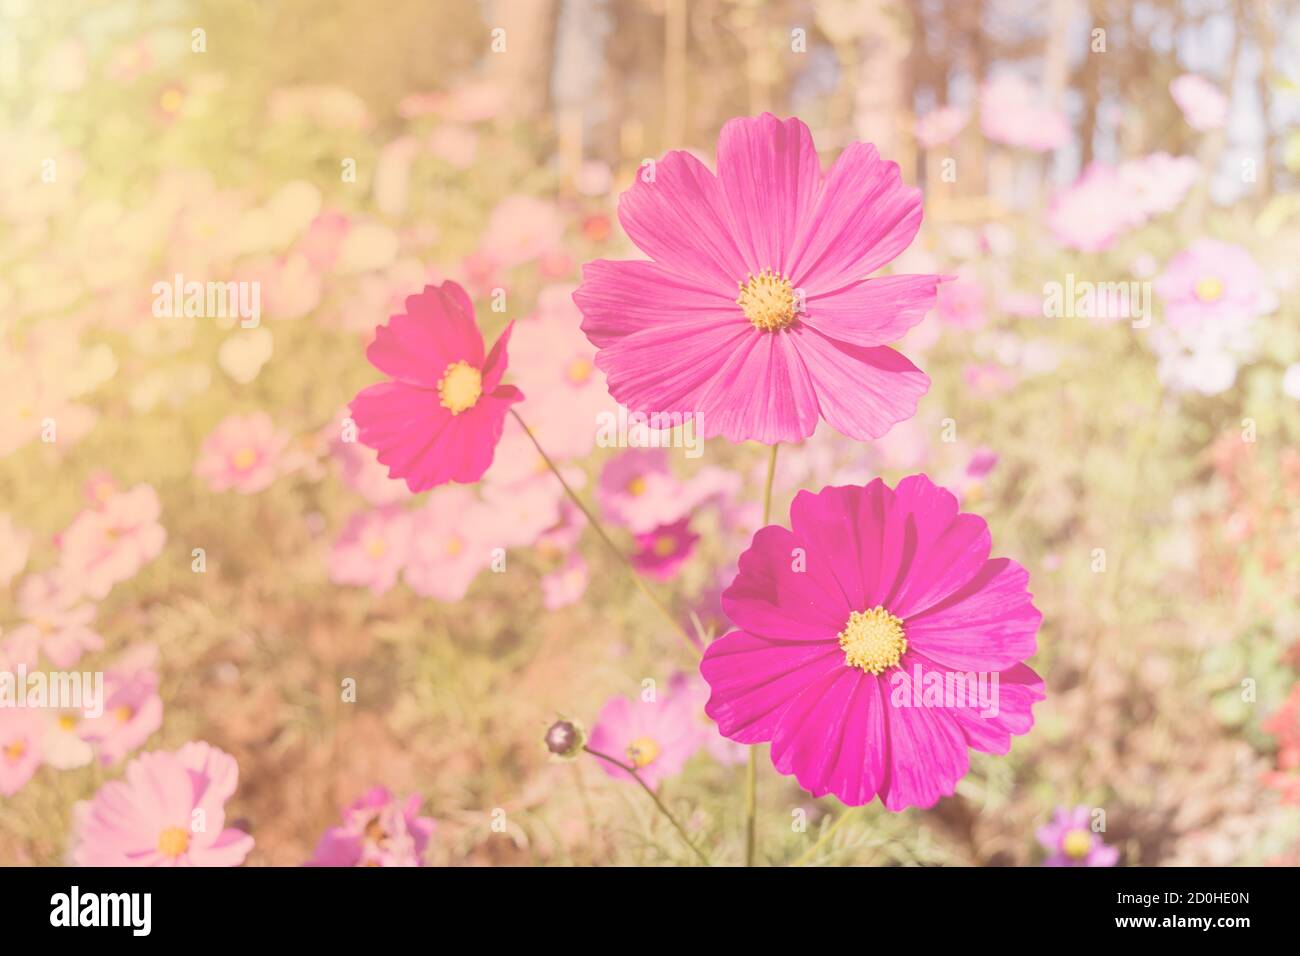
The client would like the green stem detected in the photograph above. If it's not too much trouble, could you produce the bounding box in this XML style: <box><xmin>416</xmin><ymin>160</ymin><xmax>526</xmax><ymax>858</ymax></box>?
<box><xmin>510</xmin><ymin>409</ymin><xmax>699</xmax><ymax>656</ymax></box>
<box><xmin>745</xmin><ymin>442</ymin><xmax>780</xmax><ymax>867</ymax></box>
<box><xmin>583</xmin><ymin>746</ymin><xmax>712</xmax><ymax>866</ymax></box>
<box><xmin>791</xmin><ymin>807</ymin><xmax>860</xmax><ymax>867</ymax></box>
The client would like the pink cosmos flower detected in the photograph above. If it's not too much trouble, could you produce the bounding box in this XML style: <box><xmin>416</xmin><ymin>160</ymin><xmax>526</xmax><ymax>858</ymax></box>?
<box><xmin>402</xmin><ymin>486</ymin><xmax>495</xmax><ymax>601</ymax></box>
<box><xmin>10</xmin><ymin>570</ymin><xmax>104</xmax><ymax>668</ymax></box>
<box><xmin>1047</xmin><ymin>163</ymin><xmax>1143</xmax><ymax>252</ymax></box>
<box><xmin>479</xmin><ymin>194</ymin><xmax>565</xmax><ymax>270</ymax></box>
<box><xmin>330</xmin><ymin>429</ymin><xmax>411</xmax><ymax>505</ymax></box>
<box><xmin>72</xmin><ymin>741</ymin><xmax>254</xmax><ymax>866</ymax></box>
<box><xmin>587</xmin><ymin>692</ymin><xmax>703</xmax><ymax>789</ymax></box>
<box><xmin>541</xmin><ymin>553</ymin><xmax>589</xmax><ymax>609</ymax></box>
<box><xmin>596</xmin><ymin>450</ymin><xmax>739</xmax><ymax>535</ymax></box>
<box><xmin>43</xmin><ymin>708</ymin><xmax>94</xmax><ymax>770</ymax></box>
<box><xmin>1037</xmin><ymin>806</ymin><xmax>1119</xmax><ymax>867</ymax></box>
<box><xmin>1155</xmin><ymin>238</ymin><xmax>1273</xmax><ymax>328</ymax></box>
<box><xmin>630</xmin><ymin>518</ymin><xmax>699</xmax><ymax>581</ymax></box>
<box><xmin>980</xmin><ymin>74</ymin><xmax>1071</xmax><ymax>151</ymax></box>
<box><xmin>1170</xmin><ymin>74</ymin><xmax>1227</xmax><ymax>131</ymax></box>
<box><xmin>328</xmin><ymin>507</ymin><xmax>413</xmax><ymax>595</ymax></box>
<box><xmin>935</xmin><ymin>276</ymin><xmax>986</xmax><ymax>329</ymax></box>
<box><xmin>573</xmin><ymin>113</ymin><xmax>938</xmax><ymax>444</ymax></box>
<box><xmin>0</xmin><ymin>709</ymin><xmax>44</xmax><ymax>796</ymax></box>
<box><xmin>0</xmin><ymin>513</ymin><xmax>32</xmax><ymax>587</ymax></box>
<box><xmin>1119</xmin><ymin>153</ymin><xmax>1198</xmax><ymax>219</ymax></box>
<box><xmin>913</xmin><ymin>106</ymin><xmax>968</xmax><ymax>149</ymax></box>
<box><xmin>307</xmin><ymin>786</ymin><xmax>436</xmax><ymax>867</ymax></box>
<box><xmin>194</xmin><ymin>411</ymin><xmax>290</xmax><ymax>494</ymax></box>
<box><xmin>668</xmin><ymin>671</ymin><xmax>747</xmax><ymax>766</ymax></box>
<box><xmin>701</xmin><ymin>475</ymin><xmax>1045</xmax><ymax>809</ymax></box>
<box><xmin>80</xmin><ymin>647</ymin><xmax>164</xmax><ymax>766</ymax></box>
<box><xmin>58</xmin><ymin>484</ymin><xmax>166</xmax><ymax>600</ymax></box>
<box><xmin>349</xmin><ymin>281</ymin><xmax>522</xmax><ymax>492</ymax></box>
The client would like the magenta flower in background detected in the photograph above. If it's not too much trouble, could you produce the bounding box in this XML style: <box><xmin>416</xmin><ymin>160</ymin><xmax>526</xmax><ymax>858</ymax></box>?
<box><xmin>80</xmin><ymin>646</ymin><xmax>164</xmax><ymax>766</ymax></box>
<box><xmin>0</xmin><ymin>709</ymin><xmax>44</xmax><ymax>796</ymax></box>
<box><xmin>588</xmin><ymin>692</ymin><xmax>703</xmax><ymax>789</ymax></box>
<box><xmin>1170</xmin><ymin>74</ymin><xmax>1227</xmax><ymax>131</ymax></box>
<box><xmin>1037</xmin><ymin>806</ymin><xmax>1119</xmax><ymax>866</ymax></box>
<box><xmin>701</xmin><ymin>476</ymin><xmax>1045</xmax><ymax>809</ymax></box>
<box><xmin>72</xmin><ymin>741</ymin><xmax>254</xmax><ymax>866</ymax></box>
<box><xmin>10</xmin><ymin>570</ymin><xmax>104</xmax><ymax>668</ymax></box>
<box><xmin>307</xmin><ymin>786</ymin><xmax>437</xmax><ymax>867</ymax></box>
<box><xmin>1155</xmin><ymin>238</ymin><xmax>1274</xmax><ymax>328</ymax></box>
<box><xmin>630</xmin><ymin>517</ymin><xmax>699</xmax><ymax>581</ymax></box>
<box><xmin>328</xmin><ymin>507</ymin><xmax>413</xmax><ymax>595</ymax></box>
<box><xmin>574</xmin><ymin>113</ymin><xmax>939</xmax><ymax>444</ymax></box>
<box><xmin>58</xmin><ymin>483</ymin><xmax>166</xmax><ymax>600</ymax></box>
<box><xmin>349</xmin><ymin>281</ymin><xmax>522</xmax><ymax>492</ymax></box>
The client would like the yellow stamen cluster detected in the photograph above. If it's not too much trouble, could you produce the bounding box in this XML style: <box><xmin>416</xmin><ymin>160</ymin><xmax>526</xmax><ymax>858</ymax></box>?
<box><xmin>230</xmin><ymin>446</ymin><xmax>258</xmax><ymax>471</ymax></box>
<box><xmin>737</xmin><ymin>269</ymin><xmax>798</xmax><ymax>332</ymax></box>
<box><xmin>626</xmin><ymin>736</ymin><xmax>661</xmax><ymax>768</ymax></box>
<box><xmin>1062</xmin><ymin>829</ymin><xmax>1092</xmax><ymax>860</ymax></box>
<box><xmin>837</xmin><ymin>605</ymin><xmax>907</xmax><ymax>674</ymax></box>
<box><xmin>1194</xmin><ymin>276</ymin><xmax>1223</xmax><ymax>302</ymax></box>
<box><xmin>437</xmin><ymin>360</ymin><xmax>483</xmax><ymax>415</ymax></box>
<box><xmin>157</xmin><ymin>826</ymin><xmax>190</xmax><ymax>859</ymax></box>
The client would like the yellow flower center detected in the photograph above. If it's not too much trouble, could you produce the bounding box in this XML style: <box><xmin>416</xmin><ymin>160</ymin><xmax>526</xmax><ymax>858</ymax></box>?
<box><xmin>444</xmin><ymin>535</ymin><xmax>464</xmax><ymax>557</ymax></box>
<box><xmin>652</xmin><ymin>535</ymin><xmax>677</xmax><ymax>557</ymax></box>
<box><xmin>159</xmin><ymin>89</ymin><xmax>184</xmax><ymax>114</ymax></box>
<box><xmin>437</xmin><ymin>360</ymin><xmax>483</xmax><ymax>415</ymax></box>
<box><xmin>231</xmin><ymin>446</ymin><xmax>258</xmax><ymax>471</ymax></box>
<box><xmin>365</xmin><ymin>536</ymin><xmax>387</xmax><ymax>558</ymax></box>
<box><xmin>3</xmin><ymin>740</ymin><xmax>26</xmax><ymax>762</ymax></box>
<box><xmin>737</xmin><ymin>269</ymin><xmax>798</xmax><ymax>332</ymax></box>
<box><xmin>1194</xmin><ymin>276</ymin><xmax>1223</xmax><ymax>302</ymax></box>
<box><xmin>157</xmin><ymin>826</ymin><xmax>190</xmax><ymax>859</ymax></box>
<box><xmin>565</xmin><ymin>357</ymin><xmax>594</xmax><ymax>385</ymax></box>
<box><xmin>626</xmin><ymin>736</ymin><xmax>661</xmax><ymax>768</ymax></box>
<box><xmin>1063</xmin><ymin>829</ymin><xmax>1092</xmax><ymax>860</ymax></box>
<box><xmin>838</xmin><ymin>606</ymin><xmax>907</xmax><ymax>674</ymax></box>
<box><xmin>58</xmin><ymin>715</ymin><xmax>78</xmax><ymax>732</ymax></box>
<box><xmin>115</xmin><ymin>705</ymin><xmax>134</xmax><ymax>723</ymax></box>
<box><xmin>625</xmin><ymin>476</ymin><xmax>647</xmax><ymax>497</ymax></box>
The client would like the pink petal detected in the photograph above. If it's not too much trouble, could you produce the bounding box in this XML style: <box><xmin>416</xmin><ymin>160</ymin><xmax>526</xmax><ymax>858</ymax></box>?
<box><xmin>574</xmin><ymin>259</ymin><xmax>738</xmax><ymax>350</ymax></box>
<box><xmin>365</xmin><ymin>283</ymin><xmax>484</xmax><ymax>387</ymax></box>
<box><xmin>481</xmin><ymin>321</ymin><xmax>515</xmax><ymax>392</ymax></box>
<box><xmin>879</xmin><ymin>669</ymin><xmax>971</xmax><ymax>810</ymax></box>
<box><xmin>722</xmin><ymin>525</ymin><xmax>852</xmax><ymax>640</ymax></box>
<box><xmin>802</xmin><ymin>274</ymin><xmax>941</xmax><ymax>348</ymax></box>
<box><xmin>692</xmin><ymin>329</ymin><xmax>820</xmax><ymax>444</ymax></box>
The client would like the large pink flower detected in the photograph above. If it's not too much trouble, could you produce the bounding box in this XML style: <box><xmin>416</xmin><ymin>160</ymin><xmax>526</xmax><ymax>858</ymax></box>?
<box><xmin>701</xmin><ymin>475</ymin><xmax>1044</xmax><ymax>810</ymax></box>
<box><xmin>72</xmin><ymin>741</ymin><xmax>254</xmax><ymax>866</ymax></box>
<box><xmin>306</xmin><ymin>786</ymin><xmax>436</xmax><ymax>867</ymax></box>
<box><xmin>573</xmin><ymin>113</ymin><xmax>938</xmax><ymax>444</ymax></box>
<box><xmin>58</xmin><ymin>484</ymin><xmax>166</xmax><ymax>600</ymax></box>
<box><xmin>350</xmin><ymin>281</ymin><xmax>522</xmax><ymax>492</ymax></box>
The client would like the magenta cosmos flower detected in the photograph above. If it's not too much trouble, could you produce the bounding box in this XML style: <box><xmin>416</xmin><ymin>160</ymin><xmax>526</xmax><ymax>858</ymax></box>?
<box><xmin>1037</xmin><ymin>806</ymin><xmax>1119</xmax><ymax>867</ymax></box>
<box><xmin>573</xmin><ymin>113</ymin><xmax>939</xmax><ymax>444</ymax></box>
<box><xmin>350</xmin><ymin>280</ymin><xmax>522</xmax><ymax>492</ymax></box>
<box><xmin>307</xmin><ymin>786</ymin><xmax>437</xmax><ymax>867</ymax></box>
<box><xmin>73</xmin><ymin>741</ymin><xmax>254</xmax><ymax>866</ymax></box>
<box><xmin>701</xmin><ymin>475</ymin><xmax>1044</xmax><ymax>809</ymax></box>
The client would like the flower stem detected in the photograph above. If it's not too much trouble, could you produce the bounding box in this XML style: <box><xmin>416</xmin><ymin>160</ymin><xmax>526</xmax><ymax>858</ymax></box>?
<box><xmin>745</xmin><ymin>441</ymin><xmax>780</xmax><ymax>867</ymax></box>
<box><xmin>791</xmin><ymin>807</ymin><xmax>860</xmax><ymax>867</ymax></box>
<box><xmin>509</xmin><ymin>409</ymin><xmax>699</xmax><ymax>655</ymax></box>
<box><xmin>583</xmin><ymin>745</ymin><xmax>712</xmax><ymax>866</ymax></box>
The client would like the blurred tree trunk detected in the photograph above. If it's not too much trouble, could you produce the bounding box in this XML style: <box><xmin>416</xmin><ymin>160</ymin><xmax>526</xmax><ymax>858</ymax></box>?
<box><xmin>1250</xmin><ymin>0</ymin><xmax>1276</xmax><ymax>196</ymax></box>
<box><xmin>852</xmin><ymin>0</ymin><xmax>909</xmax><ymax>165</ymax></box>
<box><xmin>487</xmin><ymin>0</ymin><xmax>558</xmax><ymax>120</ymax></box>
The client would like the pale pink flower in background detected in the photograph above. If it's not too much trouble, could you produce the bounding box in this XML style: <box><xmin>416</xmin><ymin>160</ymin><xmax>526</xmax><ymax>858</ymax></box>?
<box><xmin>964</xmin><ymin>362</ymin><xmax>1019</xmax><ymax>395</ymax></box>
<box><xmin>936</xmin><ymin>276</ymin><xmax>987</xmax><ymax>329</ymax></box>
<box><xmin>1037</xmin><ymin>805</ymin><xmax>1119</xmax><ymax>867</ymax></box>
<box><xmin>1000</xmin><ymin>291</ymin><xmax>1044</xmax><ymax>317</ymax></box>
<box><xmin>0</xmin><ymin>513</ymin><xmax>32</xmax><ymax>587</ymax></box>
<box><xmin>630</xmin><ymin>518</ymin><xmax>699</xmax><ymax>581</ymax></box>
<box><xmin>58</xmin><ymin>484</ymin><xmax>166</xmax><ymax>600</ymax></box>
<box><xmin>83</xmin><ymin>470</ymin><xmax>119</xmax><ymax>509</ymax></box>
<box><xmin>587</xmin><ymin>692</ymin><xmax>703</xmax><ymax>789</ymax></box>
<box><xmin>331</xmin><ymin>431</ymin><xmax>410</xmax><ymax>505</ymax></box>
<box><xmin>866</xmin><ymin>416</ymin><xmax>931</xmax><ymax>473</ymax></box>
<box><xmin>668</xmin><ymin>672</ymin><xmax>747</xmax><ymax>766</ymax></box>
<box><xmin>597</xmin><ymin>449</ymin><xmax>686</xmax><ymax>534</ymax></box>
<box><xmin>0</xmin><ymin>629</ymin><xmax>40</xmax><ymax>672</ymax></box>
<box><xmin>1119</xmin><ymin>153</ymin><xmax>1198</xmax><ymax>219</ymax></box>
<box><xmin>10</xmin><ymin>570</ymin><xmax>103</xmax><ymax>668</ymax></box>
<box><xmin>195</xmin><ymin>412</ymin><xmax>290</xmax><ymax>494</ymax></box>
<box><xmin>42</xmin><ymin>710</ymin><xmax>94</xmax><ymax>770</ymax></box>
<box><xmin>427</xmin><ymin>125</ymin><xmax>478</xmax><ymax>168</ymax></box>
<box><xmin>81</xmin><ymin>646</ymin><xmax>164</xmax><ymax>766</ymax></box>
<box><xmin>541</xmin><ymin>553</ymin><xmax>589</xmax><ymax>609</ymax></box>
<box><xmin>1170</xmin><ymin>74</ymin><xmax>1227</xmax><ymax>131</ymax></box>
<box><xmin>0</xmin><ymin>709</ymin><xmax>44</xmax><ymax>795</ymax></box>
<box><xmin>479</xmin><ymin>467</ymin><xmax>573</xmax><ymax>549</ymax></box>
<box><xmin>980</xmin><ymin>74</ymin><xmax>1071</xmax><ymax>151</ymax></box>
<box><xmin>307</xmin><ymin>786</ymin><xmax>436</xmax><ymax>867</ymax></box>
<box><xmin>296</xmin><ymin>211</ymin><xmax>351</xmax><ymax>272</ymax></box>
<box><xmin>328</xmin><ymin>507</ymin><xmax>414</xmax><ymax>596</ymax></box>
<box><xmin>1155</xmin><ymin>239</ymin><xmax>1274</xmax><ymax>328</ymax></box>
<box><xmin>73</xmin><ymin>742</ymin><xmax>254</xmax><ymax>866</ymax></box>
<box><xmin>1047</xmin><ymin>163</ymin><xmax>1143</xmax><ymax>251</ymax></box>
<box><xmin>479</xmin><ymin>194</ymin><xmax>564</xmax><ymax>270</ymax></box>
<box><xmin>913</xmin><ymin>106</ymin><xmax>968</xmax><ymax>149</ymax></box>
<box><xmin>402</xmin><ymin>487</ymin><xmax>496</xmax><ymax>601</ymax></box>
<box><xmin>245</xmin><ymin>252</ymin><xmax>323</xmax><ymax>320</ymax></box>
<box><xmin>1282</xmin><ymin>363</ymin><xmax>1300</xmax><ymax>401</ymax></box>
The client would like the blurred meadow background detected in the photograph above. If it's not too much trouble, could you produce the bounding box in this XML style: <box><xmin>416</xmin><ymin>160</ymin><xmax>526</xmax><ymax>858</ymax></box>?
<box><xmin>2</xmin><ymin>0</ymin><xmax>1300</xmax><ymax>866</ymax></box>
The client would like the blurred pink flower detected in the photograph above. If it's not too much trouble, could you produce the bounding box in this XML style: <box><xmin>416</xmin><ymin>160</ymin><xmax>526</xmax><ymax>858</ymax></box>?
<box><xmin>296</xmin><ymin>211</ymin><xmax>351</xmax><ymax>272</ymax></box>
<box><xmin>307</xmin><ymin>786</ymin><xmax>436</xmax><ymax>867</ymax></box>
<box><xmin>541</xmin><ymin>553</ymin><xmax>589</xmax><ymax>609</ymax></box>
<box><xmin>402</xmin><ymin>487</ymin><xmax>496</xmax><ymax>601</ymax></box>
<box><xmin>936</xmin><ymin>276</ymin><xmax>987</xmax><ymax>329</ymax></box>
<box><xmin>83</xmin><ymin>470</ymin><xmax>119</xmax><ymax>509</ymax></box>
<box><xmin>914</xmin><ymin>106</ymin><xmax>968</xmax><ymax>149</ymax></box>
<box><xmin>42</xmin><ymin>709</ymin><xmax>94</xmax><ymax>770</ymax></box>
<box><xmin>427</xmin><ymin>125</ymin><xmax>478</xmax><ymax>168</ymax></box>
<box><xmin>630</xmin><ymin>518</ymin><xmax>699</xmax><ymax>581</ymax></box>
<box><xmin>668</xmin><ymin>671</ymin><xmax>747</xmax><ymax>766</ymax></box>
<box><xmin>10</xmin><ymin>570</ymin><xmax>103</xmax><ymax>668</ymax></box>
<box><xmin>58</xmin><ymin>484</ymin><xmax>166</xmax><ymax>600</ymax></box>
<box><xmin>1119</xmin><ymin>153</ymin><xmax>1198</xmax><ymax>219</ymax></box>
<box><xmin>73</xmin><ymin>741</ymin><xmax>254</xmax><ymax>866</ymax></box>
<box><xmin>980</xmin><ymin>74</ymin><xmax>1071</xmax><ymax>151</ymax></box>
<box><xmin>1170</xmin><ymin>74</ymin><xmax>1227</xmax><ymax>131</ymax></box>
<box><xmin>81</xmin><ymin>647</ymin><xmax>164</xmax><ymax>766</ymax></box>
<box><xmin>480</xmin><ymin>194</ymin><xmax>565</xmax><ymax>270</ymax></box>
<box><xmin>0</xmin><ymin>513</ymin><xmax>32</xmax><ymax>587</ymax></box>
<box><xmin>1037</xmin><ymin>806</ymin><xmax>1119</xmax><ymax>866</ymax></box>
<box><xmin>587</xmin><ymin>692</ymin><xmax>703</xmax><ymax>789</ymax></box>
<box><xmin>328</xmin><ymin>507</ymin><xmax>414</xmax><ymax>595</ymax></box>
<box><xmin>597</xmin><ymin>450</ymin><xmax>685</xmax><ymax>534</ymax></box>
<box><xmin>0</xmin><ymin>709</ymin><xmax>44</xmax><ymax>796</ymax></box>
<box><xmin>1047</xmin><ymin>163</ymin><xmax>1142</xmax><ymax>251</ymax></box>
<box><xmin>195</xmin><ymin>412</ymin><xmax>290</xmax><ymax>494</ymax></box>
<box><xmin>963</xmin><ymin>362</ymin><xmax>1018</xmax><ymax>395</ymax></box>
<box><xmin>1155</xmin><ymin>239</ymin><xmax>1273</xmax><ymax>328</ymax></box>
<box><xmin>331</xmin><ymin>431</ymin><xmax>411</xmax><ymax>505</ymax></box>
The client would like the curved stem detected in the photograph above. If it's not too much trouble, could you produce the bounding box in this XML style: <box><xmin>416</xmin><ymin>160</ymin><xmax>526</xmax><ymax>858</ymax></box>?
<box><xmin>510</xmin><ymin>409</ymin><xmax>699</xmax><ymax>655</ymax></box>
<box><xmin>791</xmin><ymin>807</ymin><xmax>860</xmax><ymax>867</ymax></box>
<box><xmin>745</xmin><ymin>441</ymin><xmax>780</xmax><ymax>867</ymax></box>
<box><xmin>583</xmin><ymin>746</ymin><xmax>712</xmax><ymax>866</ymax></box>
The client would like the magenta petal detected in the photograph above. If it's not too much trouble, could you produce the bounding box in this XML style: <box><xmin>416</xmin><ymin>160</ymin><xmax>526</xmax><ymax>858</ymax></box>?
<box><xmin>906</xmin><ymin>652</ymin><xmax>1045</xmax><ymax>755</ymax></box>
<box><xmin>787</xmin><ymin>142</ymin><xmax>923</xmax><ymax>293</ymax></box>
<box><xmin>366</xmin><ymin>283</ymin><xmax>484</xmax><ymax>387</ymax></box>
<box><xmin>693</xmin><ymin>329</ymin><xmax>820</xmax><ymax>444</ymax></box>
<box><xmin>787</xmin><ymin>486</ymin><xmax>871</xmax><ymax>612</ymax></box>
<box><xmin>771</xmin><ymin>667</ymin><xmax>883</xmax><ymax>804</ymax></box>
<box><xmin>890</xmin><ymin>516</ymin><xmax>991</xmax><ymax>619</ymax></box>
<box><xmin>802</xmin><ymin>274</ymin><xmax>941</xmax><ymax>348</ymax></box>
<box><xmin>879</xmin><ymin>669</ymin><xmax>970</xmax><ymax>810</ymax></box>
<box><xmin>905</xmin><ymin>558</ymin><xmax>1043</xmax><ymax>671</ymax></box>
<box><xmin>701</xmin><ymin>630</ymin><xmax>843</xmax><ymax>743</ymax></box>
<box><xmin>791</xmin><ymin>328</ymin><xmax>929</xmax><ymax>441</ymax></box>
<box><xmin>722</xmin><ymin>525</ymin><xmax>852</xmax><ymax>640</ymax></box>
<box><xmin>574</xmin><ymin>259</ymin><xmax>738</xmax><ymax>350</ymax></box>
<box><xmin>617</xmin><ymin>149</ymin><xmax>750</xmax><ymax>290</ymax></box>
<box><xmin>715</xmin><ymin>113</ymin><xmax>822</xmax><ymax>276</ymax></box>
<box><xmin>481</xmin><ymin>321</ymin><xmax>515</xmax><ymax>392</ymax></box>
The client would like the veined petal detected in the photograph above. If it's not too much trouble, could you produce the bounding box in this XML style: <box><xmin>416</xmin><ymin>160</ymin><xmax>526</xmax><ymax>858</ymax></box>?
<box><xmin>801</xmin><ymin>274</ymin><xmax>941</xmax><ymax>348</ymax></box>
